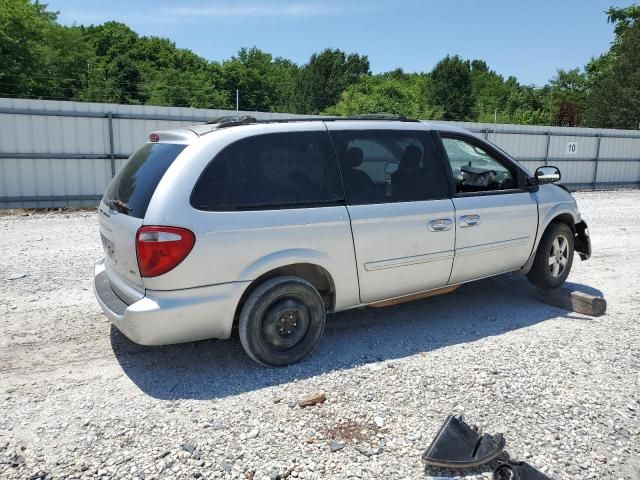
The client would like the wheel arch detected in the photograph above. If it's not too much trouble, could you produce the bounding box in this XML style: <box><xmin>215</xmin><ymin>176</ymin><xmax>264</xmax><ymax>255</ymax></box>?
<box><xmin>548</xmin><ymin>212</ymin><xmax>576</xmax><ymax>233</ymax></box>
<box><xmin>233</xmin><ymin>261</ymin><xmax>337</xmax><ymax>332</ymax></box>
<box><xmin>520</xmin><ymin>206</ymin><xmax>579</xmax><ymax>275</ymax></box>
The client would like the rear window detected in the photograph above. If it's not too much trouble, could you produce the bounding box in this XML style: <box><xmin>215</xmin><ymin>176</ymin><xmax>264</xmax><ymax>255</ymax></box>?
<box><xmin>191</xmin><ymin>131</ymin><xmax>343</xmax><ymax>211</ymax></box>
<box><xmin>103</xmin><ymin>143</ymin><xmax>186</xmax><ymax>218</ymax></box>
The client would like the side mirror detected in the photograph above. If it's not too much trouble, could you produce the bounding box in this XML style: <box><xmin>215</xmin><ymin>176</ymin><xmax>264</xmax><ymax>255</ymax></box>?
<box><xmin>535</xmin><ymin>165</ymin><xmax>561</xmax><ymax>184</ymax></box>
<box><xmin>385</xmin><ymin>162</ymin><xmax>399</xmax><ymax>175</ymax></box>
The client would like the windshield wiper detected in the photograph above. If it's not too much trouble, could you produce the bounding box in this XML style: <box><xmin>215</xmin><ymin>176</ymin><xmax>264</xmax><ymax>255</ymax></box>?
<box><xmin>110</xmin><ymin>199</ymin><xmax>132</xmax><ymax>213</ymax></box>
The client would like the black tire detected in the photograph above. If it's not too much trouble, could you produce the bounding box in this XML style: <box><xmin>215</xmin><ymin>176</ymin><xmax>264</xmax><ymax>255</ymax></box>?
<box><xmin>527</xmin><ymin>222</ymin><xmax>574</xmax><ymax>289</ymax></box>
<box><xmin>238</xmin><ymin>276</ymin><xmax>326</xmax><ymax>367</ymax></box>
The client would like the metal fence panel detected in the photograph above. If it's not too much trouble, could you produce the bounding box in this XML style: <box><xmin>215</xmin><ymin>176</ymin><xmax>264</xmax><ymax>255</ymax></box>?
<box><xmin>490</xmin><ymin>132</ymin><xmax>548</xmax><ymax>159</ymax></box>
<box><xmin>599</xmin><ymin>136</ymin><xmax>640</xmax><ymax>159</ymax></box>
<box><xmin>1</xmin><ymin>98</ymin><xmax>639</xmax><ymax>208</ymax></box>
<box><xmin>554</xmin><ymin>160</ymin><xmax>596</xmax><ymax>184</ymax></box>
<box><xmin>549</xmin><ymin>135</ymin><xmax>598</xmax><ymax>160</ymax></box>
<box><xmin>597</xmin><ymin>160</ymin><xmax>640</xmax><ymax>183</ymax></box>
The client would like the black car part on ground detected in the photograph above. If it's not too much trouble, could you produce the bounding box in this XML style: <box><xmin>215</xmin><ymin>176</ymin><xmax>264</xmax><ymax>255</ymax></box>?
<box><xmin>421</xmin><ymin>415</ymin><xmax>506</xmax><ymax>468</ymax></box>
<box><xmin>493</xmin><ymin>461</ymin><xmax>553</xmax><ymax>480</ymax></box>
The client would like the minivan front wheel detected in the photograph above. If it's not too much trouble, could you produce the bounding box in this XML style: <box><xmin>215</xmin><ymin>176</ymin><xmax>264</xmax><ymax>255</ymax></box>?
<box><xmin>527</xmin><ymin>222</ymin><xmax>574</xmax><ymax>289</ymax></box>
<box><xmin>239</xmin><ymin>276</ymin><xmax>326</xmax><ymax>367</ymax></box>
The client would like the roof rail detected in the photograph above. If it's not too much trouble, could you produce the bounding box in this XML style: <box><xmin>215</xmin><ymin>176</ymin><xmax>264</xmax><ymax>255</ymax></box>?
<box><xmin>195</xmin><ymin>113</ymin><xmax>420</xmax><ymax>135</ymax></box>
<box><xmin>213</xmin><ymin>114</ymin><xmax>417</xmax><ymax>124</ymax></box>
<box><xmin>206</xmin><ymin>115</ymin><xmax>257</xmax><ymax>127</ymax></box>
<box><xmin>349</xmin><ymin>113</ymin><xmax>416</xmax><ymax>121</ymax></box>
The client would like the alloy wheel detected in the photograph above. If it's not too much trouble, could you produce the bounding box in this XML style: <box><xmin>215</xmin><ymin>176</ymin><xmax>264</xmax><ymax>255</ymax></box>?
<box><xmin>548</xmin><ymin>234</ymin><xmax>569</xmax><ymax>278</ymax></box>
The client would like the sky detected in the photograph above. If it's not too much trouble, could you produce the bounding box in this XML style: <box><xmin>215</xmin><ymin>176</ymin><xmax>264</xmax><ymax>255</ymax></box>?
<box><xmin>47</xmin><ymin>0</ymin><xmax>634</xmax><ymax>86</ymax></box>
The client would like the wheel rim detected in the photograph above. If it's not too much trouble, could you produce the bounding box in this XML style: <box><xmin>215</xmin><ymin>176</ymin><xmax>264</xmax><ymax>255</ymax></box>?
<box><xmin>548</xmin><ymin>234</ymin><xmax>569</xmax><ymax>278</ymax></box>
<box><xmin>261</xmin><ymin>297</ymin><xmax>310</xmax><ymax>351</ymax></box>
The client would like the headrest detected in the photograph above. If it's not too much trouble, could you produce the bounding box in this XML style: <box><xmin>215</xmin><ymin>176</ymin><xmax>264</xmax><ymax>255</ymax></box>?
<box><xmin>400</xmin><ymin>145</ymin><xmax>422</xmax><ymax>169</ymax></box>
<box><xmin>344</xmin><ymin>147</ymin><xmax>364</xmax><ymax>168</ymax></box>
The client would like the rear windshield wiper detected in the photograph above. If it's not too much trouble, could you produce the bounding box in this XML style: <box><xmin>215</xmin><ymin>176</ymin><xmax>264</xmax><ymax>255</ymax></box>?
<box><xmin>110</xmin><ymin>199</ymin><xmax>132</xmax><ymax>213</ymax></box>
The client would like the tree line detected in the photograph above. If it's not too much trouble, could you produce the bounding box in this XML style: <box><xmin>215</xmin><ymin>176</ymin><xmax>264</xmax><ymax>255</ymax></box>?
<box><xmin>1</xmin><ymin>1</ymin><xmax>639</xmax><ymax>129</ymax></box>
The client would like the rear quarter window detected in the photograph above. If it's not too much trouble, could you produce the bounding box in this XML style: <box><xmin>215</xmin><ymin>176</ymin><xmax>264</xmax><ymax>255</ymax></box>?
<box><xmin>103</xmin><ymin>143</ymin><xmax>186</xmax><ymax>219</ymax></box>
<box><xmin>191</xmin><ymin>131</ymin><xmax>343</xmax><ymax>210</ymax></box>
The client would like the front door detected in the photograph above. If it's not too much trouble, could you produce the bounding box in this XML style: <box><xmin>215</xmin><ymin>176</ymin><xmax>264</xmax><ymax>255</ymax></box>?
<box><xmin>438</xmin><ymin>134</ymin><xmax>538</xmax><ymax>284</ymax></box>
<box><xmin>328</xmin><ymin>125</ymin><xmax>455</xmax><ymax>304</ymax></box>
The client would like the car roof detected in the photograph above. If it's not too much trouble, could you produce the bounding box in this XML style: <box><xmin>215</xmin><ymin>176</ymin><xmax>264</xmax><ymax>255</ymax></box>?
<box><xmin>149</xmin><ymin>117</ymin><xmax>473</xmax><ymax>144</ymax></box>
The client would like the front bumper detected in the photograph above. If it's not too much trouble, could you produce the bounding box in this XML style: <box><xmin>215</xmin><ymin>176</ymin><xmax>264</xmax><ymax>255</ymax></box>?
<box><xmin>93</xmin><ymin>258</ymin><xmax>250</xmax><ymax>345</ymax></box>
<box><xmin>575</xmin><ymin>221</ymin><xmax>591</xmax><ymax>260</ymax></box>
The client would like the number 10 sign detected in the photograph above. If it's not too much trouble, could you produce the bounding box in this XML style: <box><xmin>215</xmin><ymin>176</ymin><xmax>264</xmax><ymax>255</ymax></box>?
<box><xmin>566</xmin><ymin>141</ymin><xmax>578</xmax><ymax>155</ymax></box>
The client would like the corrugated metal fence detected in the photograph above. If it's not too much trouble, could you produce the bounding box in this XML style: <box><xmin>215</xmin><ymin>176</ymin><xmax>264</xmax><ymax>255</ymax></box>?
<box><xmin>454</xmin><ymin>120</ymin><xmax>640</xmax><ymax>191</ymax></box>
<box><xmin>0</xmin><ymin>98</ymin><xmax>639</xmax><ymax>208</ymax></box>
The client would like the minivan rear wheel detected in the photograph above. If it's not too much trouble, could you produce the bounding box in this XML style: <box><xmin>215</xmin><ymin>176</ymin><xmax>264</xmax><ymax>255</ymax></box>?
<box><xmin>239</xmin><ymin>276</ymin><xmax>326</xmax><ymax>367</ymax></box>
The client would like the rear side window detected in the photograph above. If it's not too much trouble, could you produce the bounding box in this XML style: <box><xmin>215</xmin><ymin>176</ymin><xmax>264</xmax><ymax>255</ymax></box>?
<box><xmin>330</xmin><ymin>130</ymin><xmax>450</xmax><ymax>205</ymax></box>
<box><xmin>191</xmin><ymin>131</ymin><xmax>343</xmax><ymax>210</ymax></box>
<box><xmin>103</xmin><ymin>143</ymin><xmax>186</xmax><ymax>218</ymax></box>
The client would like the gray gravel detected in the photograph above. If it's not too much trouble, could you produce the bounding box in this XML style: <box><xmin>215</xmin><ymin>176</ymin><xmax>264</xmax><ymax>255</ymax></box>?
<box><xmin>1</xmin><ymin>190</ymin><xmax>639</xmax><ymax>480</ymax></box>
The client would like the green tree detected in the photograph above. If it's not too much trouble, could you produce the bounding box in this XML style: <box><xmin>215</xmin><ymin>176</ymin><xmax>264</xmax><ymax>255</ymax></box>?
<box><xmin>324</xmin><ymin>74</ymin><xmax>440</xmax><ymax>119</ymax></box>
<box><xmin>222</xmin><ymin>47</ymin><xmax>272</xmax><ymax>110</ymax></box>
<box><xmin>0</xmin><ymin>0</ymin><xmax>90</xmax><ymax>99</ymax></box>
<box><xmin>469</xmin><ymin>61</ymin><xmax>513</xmax><ymax>123</ymax></box>
<box><xmin>220</xmin><ymin>47</ymin><xmax>299</xmax><ymax>111</ymax></box>
<box><xmin>3</xmin><ymin>1</ymin><xmax>637</xmax><ymax>128</ymax></box>
<box><xmin>584</xmin><ymin>6</ymin><xmax>640</xmax><ymax>128</ymax></box>
<box><xmin>267</xmin><ymin>58</ymin><xmax>300</xmax><ymax>112</ymax></box>
<box><xmin>548</xmin><ymin>68</ymin><xmax>586</xmax><ymax>126</ymax></box>
<box><xmin>78</xmin><ymin>22</ymin><xmax>230</xmax><ymax>107</ymax></box>
<box><xmin>428</xmin><ymin>55</ymin><xmax>474</xmax><ymax>121</ymax></box>
<box><xmin>78</xmin><ymin>22</ymin><xmax>144</xmax><ymax>103</ymax></box>
<box><xmin>291</xmin><ymin>49</ymin><xmax>370</xmax><ymax>114</ymax></box>
<box><xmin>504</xmin><ymin>86</ymin><xmax>550</xmax><ymax>125</ymax></box>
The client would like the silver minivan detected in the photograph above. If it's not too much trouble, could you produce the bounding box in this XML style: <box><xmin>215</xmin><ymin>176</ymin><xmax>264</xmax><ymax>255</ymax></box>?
<box><xmin>94</xmin><ymin>117</ymin><xmax>591</xmax><ymax>366</ymax></box>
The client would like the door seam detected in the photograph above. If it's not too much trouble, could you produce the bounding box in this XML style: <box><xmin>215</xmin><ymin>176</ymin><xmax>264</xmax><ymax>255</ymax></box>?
<box><xmin>323</xmin><ymin>122</ymin><xmax>363</xmax><ymax>304</ymax></box>
<box><xmin>446</xmin><ymin>198</ymin><xmax>457</xmax><ymax>284</ymax></box>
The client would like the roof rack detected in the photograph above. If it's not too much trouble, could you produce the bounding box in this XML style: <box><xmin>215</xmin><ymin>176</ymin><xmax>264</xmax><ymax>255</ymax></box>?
<box><xmin>206</xmin><ymin>115</ymin><xmax>257</xmax><ymax>126</ymax></box>
<box><xmin>189</xmin><ymin>114</ymin><xmax>420</xmax><ymax>136</ymax></box>
<box><xmin>206</xmin><ymin>114</ymin><xmax>419</xmax><ymax>128</ymax></box>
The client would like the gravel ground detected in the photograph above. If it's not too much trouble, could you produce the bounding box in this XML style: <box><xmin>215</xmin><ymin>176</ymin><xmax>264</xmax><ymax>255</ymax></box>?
<box><xmin>1</xmin><ymin>190</ymin><xmax>639</xmax><ymax>480</ymax></box>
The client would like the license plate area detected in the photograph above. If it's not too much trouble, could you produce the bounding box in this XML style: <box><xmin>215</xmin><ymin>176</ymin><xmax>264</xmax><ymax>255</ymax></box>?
<box><xmin>100</xmin><ymin>227</ymin><xmax>116</xmax><ymax>261</ymax></box>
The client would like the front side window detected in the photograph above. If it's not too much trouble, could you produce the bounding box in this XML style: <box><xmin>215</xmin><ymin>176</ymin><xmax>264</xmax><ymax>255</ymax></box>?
<box><xmin>191</xmin><ymin>131</ymin><xmax>343</xmax><ymax>210</ymax></box>
<box><xmin>330</xmin><ymin>130</ymin><xmax>450</xmax><ymax>205</ymax></box>
<box><xmin>441</xmin><ymin>137</ymin><xmax>517</xmax><ymax>193</ymax></box>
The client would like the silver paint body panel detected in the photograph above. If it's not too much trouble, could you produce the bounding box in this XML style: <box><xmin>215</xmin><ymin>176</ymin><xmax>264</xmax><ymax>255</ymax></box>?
<box><xmin>93</xmin><ymin>120</ymin><xmax>585</xmax><ymax>346</ymax></box>
<box><xmin>346</xmin><ymin>200</ymin><xmax>455</xmax><ymax>303</ymax></box>
<box><xmin>449</xmin><ymin>192</ymin><xmax>538</xmax><ymax>283</ymax></box>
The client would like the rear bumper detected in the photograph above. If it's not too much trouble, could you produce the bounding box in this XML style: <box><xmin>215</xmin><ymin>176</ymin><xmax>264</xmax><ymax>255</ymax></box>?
<box><xmin>93</xmin><ymin>258</ymin><xmax>249</xmax><ymax>345</ymax></box>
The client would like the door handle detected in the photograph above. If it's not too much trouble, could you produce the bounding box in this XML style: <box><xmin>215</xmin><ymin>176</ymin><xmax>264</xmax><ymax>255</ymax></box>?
<box><xmin>459</xmin><ymin>214</ymin><xmax>481</xmax><ymax>227</ymax></box>
<box><xmin>428</xmin><ymin>218</ymin><xmax>453</xmax><ymax>232</ymax></box>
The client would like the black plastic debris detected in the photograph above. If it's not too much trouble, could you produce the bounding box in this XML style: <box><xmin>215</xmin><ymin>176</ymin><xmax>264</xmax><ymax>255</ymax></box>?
<box><xmin>421</xmin><ymin>415</ymin><xmax>506</xmax><ymax>468</ymax></box>
<box><xmin>493</xmin><ymin>461</ymin><xmax>553</xmax><ymax>480</ymax></box>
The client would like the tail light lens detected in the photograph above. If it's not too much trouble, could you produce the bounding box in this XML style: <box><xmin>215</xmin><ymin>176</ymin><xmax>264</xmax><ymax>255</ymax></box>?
<box><xmin>136</xmin><ymin>226</ymin><xmax>195</xmax><ymax>277</ymax></box>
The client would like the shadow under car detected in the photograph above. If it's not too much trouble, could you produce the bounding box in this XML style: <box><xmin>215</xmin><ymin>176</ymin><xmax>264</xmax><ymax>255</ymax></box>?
<box><xmin>109</xmin><ymin>273</ymin><xmax>601</xmax><ymax>400</ymax></box>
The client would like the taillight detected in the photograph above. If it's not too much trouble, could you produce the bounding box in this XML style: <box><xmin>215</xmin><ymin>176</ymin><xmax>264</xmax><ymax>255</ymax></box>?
<box><xmin>136</xmin><ymin>226</ymin><xmax>195</xmax><ymax>278</ymax></box>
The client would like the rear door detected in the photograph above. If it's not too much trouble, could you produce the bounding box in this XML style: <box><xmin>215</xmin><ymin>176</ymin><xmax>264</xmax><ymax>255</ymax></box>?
<box><xmin>328</xmin><ymin>126</ymin><xmax>455</xmax><ymax>304</ymax></box>
<box><xmin>437</xmin><ymin>134</ymin><xmax>538</xmax><ymax>284</ymax></box>
<box><xmin>99</xmin><ymin>142</ymin><xmax>186</xmax><ymax>302</ymax></box>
